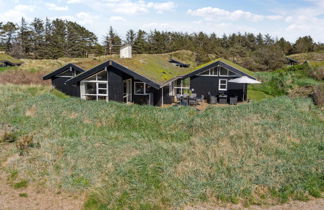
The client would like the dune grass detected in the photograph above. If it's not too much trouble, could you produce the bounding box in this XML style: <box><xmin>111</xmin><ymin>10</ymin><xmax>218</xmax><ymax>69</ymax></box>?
<box><xmin>250</xmin><ymin>64</ymin><xmax>322</xmax><ymax>98</ymax></box>
<box><xmin>0</xmin><ymin>85</ymin><xmax>323</xmax><ymax>209</ymax></box>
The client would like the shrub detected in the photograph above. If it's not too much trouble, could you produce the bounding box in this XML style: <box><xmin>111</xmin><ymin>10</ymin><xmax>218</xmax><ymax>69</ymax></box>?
<box><xmin>309</xmin><ymin>66</ymin><xmax>324</xmax><ymax>80</ymax></box>
<box><xmin>16</xmin><ymin>135</ymin><xmax>36</xmax><ymax>156</ymax></box>
<box><xmin>13</xmin><ymin>180</ymin><xmax>28</xmax><ymax>189</ymax></box>
<box><xmin>313</xmin><ymin>84</ymin><xmax>324</xmax><ymax>107</ymax></box>
<box><xmin>19</xmin><ymin>193</ymin><xmax>28</xmax><ymax>197</ymax></box>
<box><xmin>308</xmin><ymin>62</ymin><xmax>324</xmax><ymax>80</ymax></box>
<box><xmin>0</xmin><ymin>131</ymin><xmax>17</xmax><ymax>143</ymax></box>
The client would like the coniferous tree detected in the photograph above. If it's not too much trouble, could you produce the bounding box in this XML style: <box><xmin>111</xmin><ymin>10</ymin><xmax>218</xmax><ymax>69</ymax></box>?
<box><xmin>133</xmin><ymin>30</ymin><xmax>148</xmax><ymax>54</ymax></box>
<box><xmin>18</xmin><ymin>17</ymin><xmax>33</xmax><ymax>56</ymax></box>
<box><xmin>30</xmin><ymin>18</ymin><xmax>45</xmax><ymax>58</ymax></box>
<box><xmin>126</xmin><ymin>29</ymin><xmax>136</xmax><ymax>45</ymax></box>
<box><xmin>104</xmin><ymin>26</ymin><xmax>121</xmax><ymax>55</ymax></box>
<box><xmin>276</xmin><ymin>37</ymin><xmax>292</xmax><ymax>55</ymax></box>
<box><xmin>2</xmin><ymin>22</ymin><xmax>18</xmax><ymax>53</ymax></box>
<box><xmin>293</xmin><ymin>36</ymin><xmax>314</xmax><ymax>53</ymax></box>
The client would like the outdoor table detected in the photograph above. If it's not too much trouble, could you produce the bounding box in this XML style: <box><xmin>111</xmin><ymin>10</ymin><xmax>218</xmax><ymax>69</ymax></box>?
<box><xmin>218</xmin><ymin>95</ymin><xmax>228</xmax><ymax>104</ymax></box>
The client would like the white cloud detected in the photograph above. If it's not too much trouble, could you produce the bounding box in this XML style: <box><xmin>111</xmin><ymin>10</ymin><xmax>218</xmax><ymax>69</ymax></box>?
<box><xmin>188</xmin><ymin>7</ymin><xmax>283</xmax><ymax>22</ymax></box>
<box><xmin>147</xmin><ymin>1</ymin><xmax>176</xmax><ymax>13</ymax></box>
<box><xmin>109</xmin><ymin>16</ymin><xmax>126</xmax><ymax>22</ymax></box>
<box><xmin>46</xmin><ymin>3</ymin><xmax>69</xmax><ymax>11</ymax></box>
<box><xmin>51</xmin><ymin>12</ymin><xmax>99</xmax><ymax>25</ymax></box>
<box><xmin>104</xmin><ymin>0</ymin><xmax>176</xmax><ymax>15</ymax></box>
<box><xmin>67</xmin><ymin>0</ymin><xmax>82</xmax><ymax>3</ymax></box>
<box><xmin>1</xmin><ymin>4</ymin><xmax>35</xmax><ymax>22</ymax></box>
<box><xmin>76</xmin><ymin>12</ymin><xmax>99</xmax><ymax>25</ymax></box>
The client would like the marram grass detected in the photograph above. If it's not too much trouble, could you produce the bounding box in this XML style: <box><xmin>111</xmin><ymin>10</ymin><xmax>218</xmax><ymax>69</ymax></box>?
<box><xmin>0</xmin><ymin>84</ymin><xmax>323</xmax><ymax>209</ymax></box>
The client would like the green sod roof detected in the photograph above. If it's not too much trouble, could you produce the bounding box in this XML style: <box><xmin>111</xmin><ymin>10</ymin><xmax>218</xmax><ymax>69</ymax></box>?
<box><xmin>73</xmin><ymin>51</ymin><xmax>255</xmax><ymax>85</ymax></box>
<box><xmin>0</xmin><ymin>53</ymin><xmax>22</xmax><ymax>64</ymax></box>
<box><xmin>194</xmin><ymin>58</ymin><xmax>255</xmax><ymax>77</ymax></box>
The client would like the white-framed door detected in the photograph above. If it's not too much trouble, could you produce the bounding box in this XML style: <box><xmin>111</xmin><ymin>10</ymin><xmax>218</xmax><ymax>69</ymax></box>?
<box><xmin>123</xmin><ymin>78</ymin><xmax>132</xmax><ymax>103</ymax></box>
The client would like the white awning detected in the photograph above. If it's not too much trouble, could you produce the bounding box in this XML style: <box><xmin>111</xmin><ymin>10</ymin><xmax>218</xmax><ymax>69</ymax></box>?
<box><xmin>228</xmin><ymin>76</ymin><xmax>261</xmax><ymax>84</ymax></box>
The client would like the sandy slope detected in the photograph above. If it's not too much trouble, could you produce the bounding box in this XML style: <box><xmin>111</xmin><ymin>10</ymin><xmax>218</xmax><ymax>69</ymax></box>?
<box><xmin>0</xmin><ymin>174</ymin><xmax>84</xmax><ymax>210</ymax></box>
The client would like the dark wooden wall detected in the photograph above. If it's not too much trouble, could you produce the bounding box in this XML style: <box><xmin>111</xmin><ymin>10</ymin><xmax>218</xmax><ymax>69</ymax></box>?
<box><xmin>52</xmin><ymin>77</ymin><xmax>80</xmax><ymax>97</ymax></box>
<box><xmin>150</xmin><ymin>86</ymin><xmax>173</xmax><ymax>106</ymax></box>
<box><xmin>190</xmin><ymin>76</ymin><xmax>246</xmax><ymax>101</ymax></box>
<box><xmin>108</xmin><ymin>67</ymin><xmax>124</xmax><ymax>102</ymax></box>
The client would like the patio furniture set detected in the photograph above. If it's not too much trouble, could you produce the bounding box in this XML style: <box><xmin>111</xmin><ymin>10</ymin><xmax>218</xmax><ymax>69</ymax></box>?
<box><xmin>176</xmin><ymin>93</ymin><xmax>238</xmax><ymax>106</ymax></box>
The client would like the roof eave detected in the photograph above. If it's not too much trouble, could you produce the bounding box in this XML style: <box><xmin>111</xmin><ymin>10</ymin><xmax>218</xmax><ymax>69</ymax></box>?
<box><xmin>43</xmin><ymin>63</ymin><xmax>85</xmax><ymax>80</ymax></box>
<box><xmin>182</xmin><ymin>60</ymin><xmax>255</xmax><ymax>80</ymax></box>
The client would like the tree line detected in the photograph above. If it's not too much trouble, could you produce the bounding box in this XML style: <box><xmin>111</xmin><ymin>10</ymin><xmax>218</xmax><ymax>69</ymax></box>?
<box><xmin>0</xmin><ymin>18</ymin><xmax>98</xmax><ymax>59</ymax></box>
<box><xmin>1</xmin><ymin>18</ymin><xmax>323</xmax><ymax>71</ymax></box>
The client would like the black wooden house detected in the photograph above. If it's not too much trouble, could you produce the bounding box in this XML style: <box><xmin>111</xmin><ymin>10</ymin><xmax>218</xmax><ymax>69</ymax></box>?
<box><xmin>43</xmin><ymin>64</ymin><xmax>85</xmax><ymax>97</ymax></box>
<box><xmin>44</xmin><ymin>53</ymin><xmax>257</xmax><ymax>106</ymax></box>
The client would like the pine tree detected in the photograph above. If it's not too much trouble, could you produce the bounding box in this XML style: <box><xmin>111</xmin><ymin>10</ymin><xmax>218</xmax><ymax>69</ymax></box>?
<box><xmin>18</xmin><ymin>18</ymin><xmax>33</xmax><ymax>56</ymax></box>
<box><xmin>2</xmin><ymin>22</ymin><xmax>18</xmax><ymax>53</ymax></box>
<box><xmin>126</xmin><ymin>29</ymin><xmax>136</xmax><ymax>45</ymax></box>
<box><xmin>51</xmin><ymin>19</ymin><xmax>67</xmax><ymax>58</ymax></box>
<box><xmin>293</xmin><ymin>36</ymin><xmax>314</xmax><ymax>53</ymax></box>
<box><xmin>104</xmin><ymin>26</ymin><xmax>121</xmax><ymax>55</ymax></box>
<box><xmin>30</xmin><ymin>18</ymin><xmax>45</xmax><ymax>58</ymax></box>
<box><xmin>133</xmin><ymin>30</ymin><xmax>148</xmax><ymax>54</ymax></box>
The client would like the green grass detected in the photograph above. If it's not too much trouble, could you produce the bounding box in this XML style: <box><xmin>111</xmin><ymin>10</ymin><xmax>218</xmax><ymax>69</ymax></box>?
<box><xmin>0</xmin><ymin>53</ymin><xmax>22</xmax><ymax>64</ymax></box>
<box><xmin>0</xmin><ymin>85</ymin><xmax>323</xmax><ymax>208</ymax></box>
<box><xmin>19</xmin><ymin>193</ymin><xmax>28</xmax><ymax>197</ymax></box>
<box><xmin>288</xmin><ymin>52</ymin><xmax>324</xmax><ymax>63</ymax></box>
<box><xmin>247</xmin><ymin>89</ymin><xmax>273</xmax><ymax>101</ymax></box>
<box><xmin>0</xmin><ymin>66</ymin><xmax>17</xmax><ymax>72</ymax></box>
<box><xmin>13</xmin><ymin>180</ymin><xmax>28</xmax><ymax>189</ymax></box>
<box><xmin>251</xmin><ymin>64</ymin><xmax>322</xmax><ymax>97</ymax></box>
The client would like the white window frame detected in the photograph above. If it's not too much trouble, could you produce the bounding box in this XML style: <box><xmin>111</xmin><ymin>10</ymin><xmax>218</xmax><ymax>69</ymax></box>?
<box><xmin>219</xmin><ymin>67</ymin><xmax>229</xmax><ymax>77</ymax></box>
<box><xmin>57</xmin><ymin>67</ymin><xmax>76</xmax><ymax>78</ymax></box>
<box><xmin>80</xmin><ymin>68</ymin><xmax>109</xmax><ymax>101</ymax></box>
<box><xmin>173</xmin><ymin>80</ymin><xmax>190</xmax><ymax>95</ymax></box>
<box><xmin>219</xmin><ymin>79</ymin><xmax>228</xmax><ymax>91</ymax></box>
<box><xmin>123</xmin><ymin>78</ymin><xmax>133</xmax><ymax>103</ymax></box>
<box><xmin>169</xmin><ymin>82</ymin><xmax>174</xmax><ymax>96</ymax></box>
<box><xmin>134</xmin><ymin>81</ymin><xmax>149</xmax><ymax>95</ymax></box>
<box><xmin>198</xmin><ymin>67</ymin><xmax>219</xmax><ymax>77</ymax></box>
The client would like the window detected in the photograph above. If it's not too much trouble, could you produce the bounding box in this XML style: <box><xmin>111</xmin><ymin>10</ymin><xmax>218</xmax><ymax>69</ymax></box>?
<box><xmin>200</xmin><ymin>70</ymin><xmax>211</xmax><ymax>76</ymax></box>
<box><xmin>219</xmin><ymin>79</ymin><xmax>228</xmax><ymax>91</ymax></box>
<box><xmin>134</xmin><ymin>82</ymin><xmax>145</xmax><ymax>95</ymax></box>
<box><xmin>173</xmin><ymin>79</ymin><xmax>190</xmax><ymax>95</ymax></box>
<box><xmin>85</xmin><ymin>83</ymin><xmax>96</xmax><ymax>94</ymax></box>
<box><xmin>229</xmin><ymin>70</ymin><xmax>236</xmax><ymax>76</ymax></box>
<box><xmin>134</xmin><ymin>82</ymin><xmax>154</xmax><ymax>95</ymax></box>
<box><xmin>219</xmin><ymin>68</ymin><xmax>228</xmax><ymax>76</ymax></box>
<box><xmin>81</xmin><ymin>69</ymin><xmax>109</xmax><ymax>101</ymax></box>
<box><xmin>84</xmin><ymin>70</ymin><xmax>108</xmax><ymax>81</ymax></box>
<box><xmin>57</xmin><ymin>69</ymin><xmax>75</xmax><ymax>77</ymax></box>
<box><xmin>97</xmin><ymin>71</ymin><xmax>108</xmax><ymax>80</ymax></box>
<box><xmin>146</xmin><ymin>84</ymin><xmax>153</xmax><ymax>94</ymax></box>
<box><xmin>199</xmin><ymin>67</ymin><xmax>218</xmax><ymax>76</ymax></box>
<box><xmin>211</xmin><ymin>67</ymin><xmax>218</xmax><ymax>75</ymax></box>
<box><xmin>169</xmin><ymin>82</ymin><xmax>174</xmax><ymax>96</ymax></box>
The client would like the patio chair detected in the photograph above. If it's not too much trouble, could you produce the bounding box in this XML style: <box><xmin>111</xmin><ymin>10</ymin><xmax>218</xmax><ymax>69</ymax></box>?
<box><xmin>190</xmin><ymin>93</ymin><xmax>197</xmax><ymax>98</ymax></box>
<box><xmin>197</xmin><ymin>95</ymin><xmax>204</xmax><ymax>103</ymax></box>
<box><xmin>229</xmin><ymin>96</ymin><xmax>238</xmax><ymax>105</ymax></box>
<box><xmin>189</xmin><ymin>94</ymin><xmax>197</xmax><ymax>106</ymax></box>
<box><xmin>218</xmin><ymin>94</ymin><xmax>228</xmax><ymax>104</ymax></box>
<box><xmin>209</xmin><ymin>96</ymin><xmax>217</xmax><ymax>104</ymax></box>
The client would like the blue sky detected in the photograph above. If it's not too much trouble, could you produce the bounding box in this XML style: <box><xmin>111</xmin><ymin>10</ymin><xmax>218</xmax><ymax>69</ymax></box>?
<box><xmin>1</xmin><ymin>0</ymin><xmax>324</xmax><ymax>43</ymax></box>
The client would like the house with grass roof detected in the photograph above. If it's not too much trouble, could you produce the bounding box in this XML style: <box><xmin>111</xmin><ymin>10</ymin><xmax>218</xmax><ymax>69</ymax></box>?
<box><xmin>44</xmin><ymin>48</ymin><xmax>256</xmax><ymax>106</ymax></box>
<box><xmin>0</xmin><ymin>53</ymin><xmax>23</xmax><ymax>67</ymax></box>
